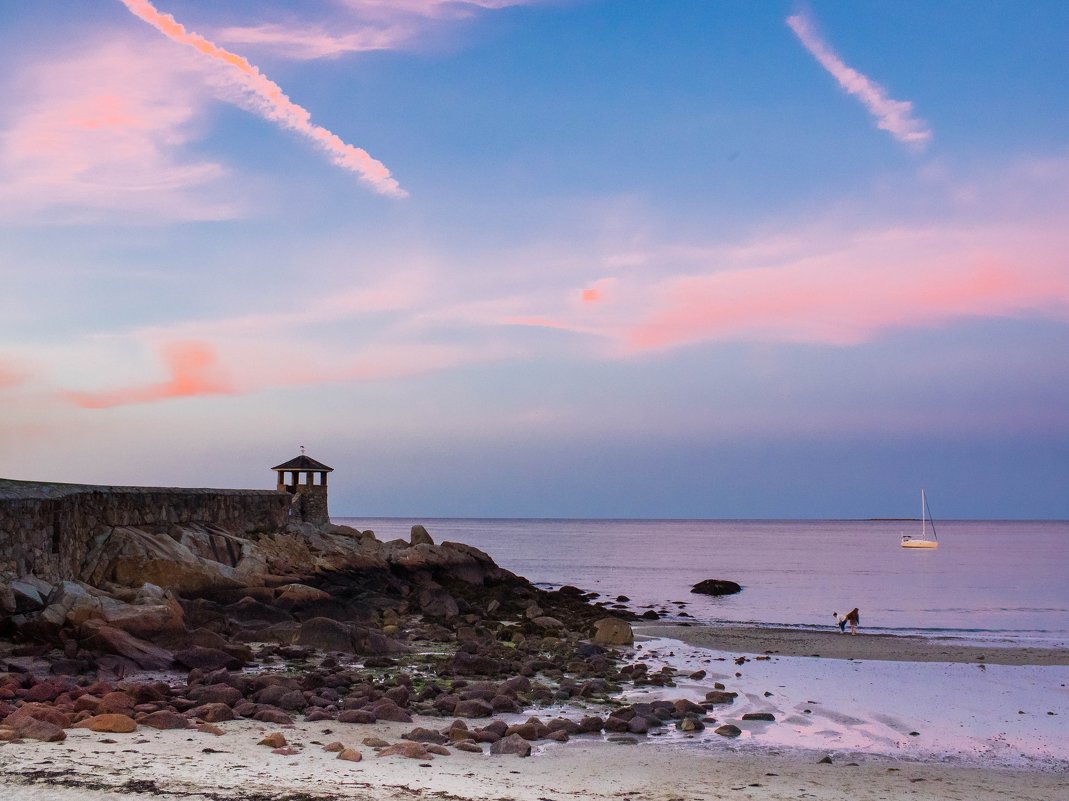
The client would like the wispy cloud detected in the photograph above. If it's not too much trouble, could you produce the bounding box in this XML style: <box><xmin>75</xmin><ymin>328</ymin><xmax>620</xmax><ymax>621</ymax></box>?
<box><xmin>118</xmin><ymin>0</ymin><xmax>406</xmax><ymax>197</ymax></box>
<box><xmin>0</xmin><ymin>41</ymin><xmax>241</xmax><ymax>222</ymax></box>
<box><xmin>216</xmin><ymin>0</ymin><xmax>546</xmax><ymax>60</ymax></box>
<box><xmin>787</xmin><ymin>10</ymin><xmax>931</xmax><ymax>148</ymax></box>
<box><xmin>63</xmin><ymin>341</ymin><xmax>232</xmax><ymax>408</ymax></box>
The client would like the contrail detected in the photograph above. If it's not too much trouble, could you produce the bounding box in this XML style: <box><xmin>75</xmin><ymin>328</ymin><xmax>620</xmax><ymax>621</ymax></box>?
<box><xmin>787</xmin><ymin>11</ymin><xmax>931</xmax><ymax>148</ymax></box>
<box><xmin>118</xmin><ymin>0</ymin><xmax>407</xmax><ymax>197</ymax></box>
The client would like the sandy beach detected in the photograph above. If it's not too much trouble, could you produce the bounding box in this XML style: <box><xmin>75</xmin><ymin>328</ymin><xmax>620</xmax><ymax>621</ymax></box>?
<box><xmin>3</xmin><ymin>624</ymin><xmax>1067</xmax><ymax>801</ymax></box>
<box><xmin>635</xmin><ymin>623</ymin><xmax>1069</xmax><ymax>665</ymax></box>
<box><xmin>2</xmin><ymin>714</ymin><xmax>1068</xmax><ymax>801</ymax></box>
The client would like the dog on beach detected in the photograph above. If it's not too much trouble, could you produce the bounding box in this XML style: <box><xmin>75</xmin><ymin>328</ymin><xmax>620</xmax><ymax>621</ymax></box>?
<box><xmin>834</xmin><ymin>608</ymin><xmax>860</xmax><ymax>635</ymax></box>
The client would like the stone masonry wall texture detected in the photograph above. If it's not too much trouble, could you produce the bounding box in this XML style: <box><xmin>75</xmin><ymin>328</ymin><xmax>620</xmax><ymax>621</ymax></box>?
<box><xmin>0</xmin><ymin>479</ymin><xmax>291</xmax><ymax>584</ymax></box>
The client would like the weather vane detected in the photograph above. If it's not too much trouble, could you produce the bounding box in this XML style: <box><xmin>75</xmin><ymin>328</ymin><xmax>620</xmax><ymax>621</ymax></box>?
<box><xmin>299</xmin><ymin>444</ymin><xmax>305</xmax><ymax>455</ymax></box>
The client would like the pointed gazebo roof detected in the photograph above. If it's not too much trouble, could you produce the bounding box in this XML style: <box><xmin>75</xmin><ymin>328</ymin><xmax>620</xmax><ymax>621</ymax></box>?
<box><xmin>271</xmin><ymin>454</ymin><xmax>333</xmax><ymax>473</ymax></box>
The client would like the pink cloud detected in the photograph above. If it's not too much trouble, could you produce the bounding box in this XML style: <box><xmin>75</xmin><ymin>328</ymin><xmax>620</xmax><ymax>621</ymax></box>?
<box><xmin>787</xmin><ymin>11</ymin><xmax>931</xmax><ymax>148</ymax></box>
<box><xmin>63</xmin><ymin>341</ymin><xmax>232</xmax><ymax>409</ymax></box>
<box><xmin>0</xmin><ymin>41</ymin><xmax>240</xmax><ymax>221</ymax></box>
<box><xmin>0</xmin><ymin>364</ymin><xmax>25</xmax><ymax>391</ymax></box>
<box><xmin>627</xmin><ymin>235</ymin><xmax>1069</xmax><ymax>351</ymax></box>
<box><xmin>119</xmin><ymin>0</ymin><xmax>406</xmax><ymax>198</ymax></box>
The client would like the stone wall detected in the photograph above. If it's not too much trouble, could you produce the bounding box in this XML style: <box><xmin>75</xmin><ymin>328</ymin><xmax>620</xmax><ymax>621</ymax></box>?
<box><xmin>0</xmin><ymin>480</ymin><xmax>291</xmax><ymax>584</ymax></box>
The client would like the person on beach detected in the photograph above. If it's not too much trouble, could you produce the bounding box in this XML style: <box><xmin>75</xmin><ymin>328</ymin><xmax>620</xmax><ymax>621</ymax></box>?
<box><xmin>834</xmin><ymin>608</ymin><xmax>860</xmax><ymax>635</ymax></box>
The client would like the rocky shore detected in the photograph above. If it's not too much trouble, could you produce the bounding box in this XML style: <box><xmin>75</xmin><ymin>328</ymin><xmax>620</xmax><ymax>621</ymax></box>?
<box><xmin>0</xmin><ymin>500</ymin><xmax>751</xmax><ymax>763</ymax></box>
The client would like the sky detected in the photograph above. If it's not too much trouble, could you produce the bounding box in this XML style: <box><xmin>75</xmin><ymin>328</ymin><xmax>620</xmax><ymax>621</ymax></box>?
<box><xmin>1</xmin><ymin>1</ymin><xmax>1067</xmax><ymax>520</ymax></box>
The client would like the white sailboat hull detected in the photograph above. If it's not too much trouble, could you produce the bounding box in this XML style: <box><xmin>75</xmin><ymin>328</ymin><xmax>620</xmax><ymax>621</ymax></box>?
<box><xmin>901</xmin><ymin>538</ymin><xmax>938</xmax><ymax>549</ymax></box>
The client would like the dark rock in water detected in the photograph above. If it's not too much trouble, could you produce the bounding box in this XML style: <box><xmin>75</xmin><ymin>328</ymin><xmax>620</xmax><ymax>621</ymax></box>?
<box><xmin>640</xmin><ymin>610</ymin><xmax>660</xmax><ymax>620</ymax></box>
<box><xmin>742</xmin><ymin>712</ymin><xmax>776</xmax><ymax>721</ymax></box>
<box><xmin>691</xmin><ymin>579</ymin><xmax>742</xmax><ymax>596</ymax></box>
<box><xmin>714</xmin><ymin>723</ymin><xmax>742</xmax><ymax>737</ymax></box>
<box><xmin>705</xmin><ymin>690</ymin><xmax>737</xmax><ymax>704</ymax></box>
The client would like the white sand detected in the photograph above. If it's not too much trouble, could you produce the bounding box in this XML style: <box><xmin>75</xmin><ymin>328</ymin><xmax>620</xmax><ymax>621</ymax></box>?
<box><xmin>3</xmin><ymin>625</ymin><xmax>1067</xmax><ymax>800</ymax></box>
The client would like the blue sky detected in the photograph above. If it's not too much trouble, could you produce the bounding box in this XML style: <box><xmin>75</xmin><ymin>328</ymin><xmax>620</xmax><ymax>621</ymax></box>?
<box><xmin>1</xmin><ymin>1</ymin><xmax>1067</xmax><ymax>519</ymax></box>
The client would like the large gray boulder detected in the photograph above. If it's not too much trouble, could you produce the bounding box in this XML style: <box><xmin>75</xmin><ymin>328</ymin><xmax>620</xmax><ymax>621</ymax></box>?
<box><xmin>591</xmin><ymin>617</ymin><xmax>634</xmax><ymax>646</ymax></box>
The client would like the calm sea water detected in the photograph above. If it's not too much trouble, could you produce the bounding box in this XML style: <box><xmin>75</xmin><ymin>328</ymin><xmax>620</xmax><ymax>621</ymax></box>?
<box><xmin>334</xmin><ymin>518</ymin><xmax>1069</xmax><ymax>648</ymax></box>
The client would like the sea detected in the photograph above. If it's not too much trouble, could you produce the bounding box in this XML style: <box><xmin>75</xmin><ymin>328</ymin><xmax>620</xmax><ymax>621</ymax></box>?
<box><xmin>334</xmin><ymin>517</ymin><xmax>1069</xmax><ymax>649</ymax></box>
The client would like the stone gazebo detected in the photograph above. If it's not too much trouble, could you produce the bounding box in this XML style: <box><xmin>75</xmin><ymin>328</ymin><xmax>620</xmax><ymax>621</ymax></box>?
<box><xmin>272</xmin><ymin>450</ymin><xmax>333</xmax><ymax>525</ymax></box>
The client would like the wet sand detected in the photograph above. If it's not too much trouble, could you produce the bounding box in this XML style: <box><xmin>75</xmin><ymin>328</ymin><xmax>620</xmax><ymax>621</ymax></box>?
<box><xmin>2</xmin><ymin>624</ymin><xmax>1067</xmax><ymax>800</ymax></box>
<box><xmin>635</xmin><ymin>623</ymin><xmax>1069</xmax><ymax>665</ymax></box>
<box><xmin>2</xmin><ymin>717</ymin><xmax>1068</xmax><ymax>801</ymax></box>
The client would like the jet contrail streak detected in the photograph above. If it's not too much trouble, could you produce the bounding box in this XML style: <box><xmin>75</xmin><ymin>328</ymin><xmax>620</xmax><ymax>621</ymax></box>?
<box><xmin>118</xmin><ymin>0</ymin><xmax>407</xmax><ymax>197</ymax></box>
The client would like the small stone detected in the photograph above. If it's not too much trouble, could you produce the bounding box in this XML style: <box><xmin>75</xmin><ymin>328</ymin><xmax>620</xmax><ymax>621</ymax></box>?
<box><xmin>337</xmin><ymin>747</ymin><xmax>362</xmax><ymax>762</ymax></box>
<box><xmin>714</xmin><ymin>724</ymin><xmax>742</xmax><ymax>737</ymax></box>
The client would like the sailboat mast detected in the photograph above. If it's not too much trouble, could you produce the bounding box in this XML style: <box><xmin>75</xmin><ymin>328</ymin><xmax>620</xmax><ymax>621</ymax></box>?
<box><xmin>921</xmin><ymin>489</ymin><xmax>926</xmax><ymax>538</ymax></box>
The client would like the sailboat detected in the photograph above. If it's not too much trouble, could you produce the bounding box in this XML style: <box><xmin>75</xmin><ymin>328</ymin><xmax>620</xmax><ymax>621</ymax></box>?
<box><xmin>901</xmin><ymin>489</ymin><xmax>939</xmax><ymax>549</ymax></box>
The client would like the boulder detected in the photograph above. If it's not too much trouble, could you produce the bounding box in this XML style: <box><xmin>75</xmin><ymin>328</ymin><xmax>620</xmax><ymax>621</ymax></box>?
<box><xmin>139</xmin><ymin>710</ymin><xmax>191</xmax><ymax>729</ymax></box>
<box><xmin>174</xmin><ymin>647</ymin><xmax>244</xmax><ymax>672</ymax></box>
<box><xmin>690</xmin><ymin>579</ymin><xmax>742</xmax><ymax>596</ymax></box>
<box><xmin>378</xmin><ymin>742</ymin><xmax>430</xmax><ymax>759</ymax></box>
<box><xmin>489</xmin><ymin>733</ymin><xmax>532</xmax><ymax>757</ymax></box>
<box><xmin>9</xmin><ymin>717</ymin><xmax>66</xmax><ymax>742</ymax></box>
<box><xmin>410</xmin><ymin>525</ymin><xmax>434</xmax><ymax>546</ymax></box>
<box><xmin>453</xmin><ymin>698</ymin><xmax>494</xmax><ymax>718</ymax></box>
<box><xmin>417</xmin><ymin>587</ymin><xmax>459</xmax><ymax>619</ymax></box>
<box><xmin>81</xmin><ymin>526</ymin><xmax>244</xmax><ymax>594</ymax></box>
<box><xmin>591</xmin><ymin>617</ymin><xmax>634</xmax><ymax>646</ymax></box>
<box><xmin>73</xmin><ymin>713</ymin><xmax>137</xmax><ymax>733</ymax></box>
<box><xmin>714</xmin><ymin>723</ymin><xmax>742</xmax><ymax>737</ymax></box>
<box><xmin>401</xmin><ymin>727</ymin><xmax>448</xmax><ymax>745</ymax></box>
<box><xmin>78</xmin><ymin>621</ymin><xmax>174</xmax><ymax>670</ymax></box>
<box><xmin>294</xmin><ymin>617</ymin><xmax>356</xmax><ymax>652</ymax></box>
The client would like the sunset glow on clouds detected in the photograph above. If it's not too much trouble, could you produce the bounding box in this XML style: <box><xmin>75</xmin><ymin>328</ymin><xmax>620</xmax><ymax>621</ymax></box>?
<box><xmin>1</xmin><ymin>2</ymin><xmax>1067</xmax><ymax>517</ymax></box>
<box><xmin>0</xmin><ymin>41</ymin><xmax>237</xmax><ymax>221</ymax></box>
<box><xmin>62</xmin><ymin>341</ymin><xmax>232</xmax><ymax>409</ymax></box>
